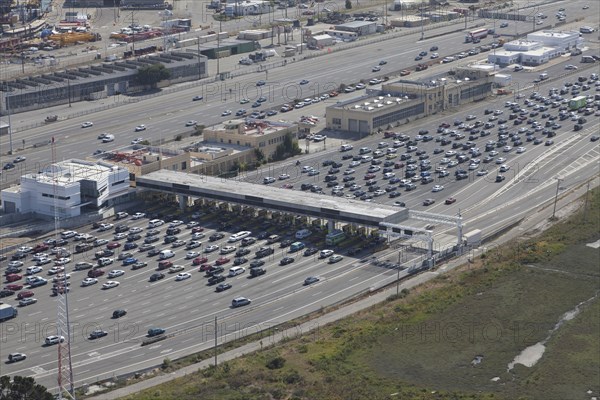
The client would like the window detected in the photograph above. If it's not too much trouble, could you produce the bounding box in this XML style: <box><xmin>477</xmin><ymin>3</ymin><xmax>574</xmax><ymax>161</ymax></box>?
<box><xmin>332</xmin><ymin>118</ymin><xmax>341</xmax><ymax>125</ymax></box>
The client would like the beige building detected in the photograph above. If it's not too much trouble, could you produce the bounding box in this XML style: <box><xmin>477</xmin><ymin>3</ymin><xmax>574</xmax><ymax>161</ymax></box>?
<box><xmin>203</xmin><ymin>119</ymin><xmax>298</xmax><ymax>159</ymax></box>
<box><xmin>326</xmin><ymin>67</ymin><xmax>493</xmax><ymax>135</ymax></box>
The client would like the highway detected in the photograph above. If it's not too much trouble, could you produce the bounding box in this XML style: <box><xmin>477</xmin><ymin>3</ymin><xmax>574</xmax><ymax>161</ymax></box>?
<box><xmin>0</xmin><ymin>0</ymin><xmax>599</xmax><ymax>393</ymax></box>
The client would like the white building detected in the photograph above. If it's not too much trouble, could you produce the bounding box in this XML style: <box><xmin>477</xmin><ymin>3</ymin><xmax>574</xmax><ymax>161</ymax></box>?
<box><xmin>488</xmin><ymin>29</ymin><xmax>583</xmax><ymax>67</ymax></box>
<box><xmin>224</xmin><ymin>0</ymin><xmax>272</xmax><ymax>17</ymax></box>
<box><xmin>1</xmin><ymin>160</ymin><xmax>130</xmax><ymax>218</ymax></box>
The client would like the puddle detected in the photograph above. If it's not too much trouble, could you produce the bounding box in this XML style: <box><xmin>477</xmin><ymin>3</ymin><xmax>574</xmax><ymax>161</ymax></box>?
<box><xmin>507</xmin><ymin>291</ymin><xmax>599</xmax><ymax>372</ymax></box>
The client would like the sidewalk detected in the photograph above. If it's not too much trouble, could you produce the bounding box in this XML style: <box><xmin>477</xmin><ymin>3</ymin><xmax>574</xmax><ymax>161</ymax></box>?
<box><xmin>86</xmin><ymin>177</ymin><xmax>599</xmax><ymax>399</ymax></box>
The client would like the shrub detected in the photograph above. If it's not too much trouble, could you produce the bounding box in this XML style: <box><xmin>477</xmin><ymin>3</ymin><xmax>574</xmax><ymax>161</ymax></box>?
<box><xmin>266</xmin><ymin>356</ymin><xmax>286</xmax><ymax>370</ymax></box>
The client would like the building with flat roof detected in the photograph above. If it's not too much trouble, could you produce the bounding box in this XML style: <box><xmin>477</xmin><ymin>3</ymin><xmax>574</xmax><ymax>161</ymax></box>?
<box><xmin>203</xmin><ymin>119</ymin><xmax>298</xmax><ymax>160</ymax></box>
<box><xmin>326</xmin><ymin>67</ymin><xmax>493</xmax><ymax>135</ymax></box>
<box><xmin>487</xmin><ymin>29</ymin><xmax>582</xmax><ymax>67</ymax></box>
<box><xmin>1</xmin><ymin>160</ymin><xmax>130</xmax><ymax>217</ymax></box>
<box><xmin>334</xmin><ymin>20</ymin><xmax>377</xmax><ymax>36</ymax></box>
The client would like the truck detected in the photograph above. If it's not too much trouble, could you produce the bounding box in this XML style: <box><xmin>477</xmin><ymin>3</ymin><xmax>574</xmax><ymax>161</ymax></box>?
<box><xmin>465</xmin><ymin>28</ymin><xmax>488</xmax><ymax>43</ymax></box>
<box><xmin>568</xmin><ymin>95</ymin><xmax>587</xmax><ymax>110</ymax></box>
<box><xmin>494</xmin><ymin>73</ymin><xmax>512</xmax><ymax>87</ymax></box>
<box><xmin>463</xmin><ymin>229</ymin><xmax>482</xmax><ymax>246</ymax></box>
<box><xmin>0</xmin><ymin>303</ymin><xmax>18</xmax><ymax>321</ymax></box>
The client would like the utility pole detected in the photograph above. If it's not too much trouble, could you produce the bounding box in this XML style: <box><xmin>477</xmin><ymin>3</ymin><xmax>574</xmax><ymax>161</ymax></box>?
<box><xmin>420</xmin><ymin>1</ymin><xmax>424</xmax><ymax>40</ymax></box>
<box><xmin>131</xmin><ymin>11</ymin><xmax>136</xmax><ymax>56</ymax></box>
<box><xmin>551</xmin><ymin>177</ymin><xmax>563</xmax><ymax>220</ymax></box>
<box><xmin>214</xmin><ymin>315</ymin><xmax>218</xmax><ymax>366</ymax></box>
<box><xmin>217</xmin><ymin>17</ymin><xmax>222</xmax><ymax>77</ymax></box>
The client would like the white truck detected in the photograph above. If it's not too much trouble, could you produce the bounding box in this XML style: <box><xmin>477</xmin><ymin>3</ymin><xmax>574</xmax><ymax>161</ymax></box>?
<box><xmin>0</xmin><ymin>303</ymin><xmax>18</xmax><ymax>321</ymax></box>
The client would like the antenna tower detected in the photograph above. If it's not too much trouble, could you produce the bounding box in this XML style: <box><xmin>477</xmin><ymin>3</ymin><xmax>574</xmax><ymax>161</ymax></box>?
<box><xmin>52</xmin><ymin>138</ymin><xmax>76</xmax><ymax>399</ymax></box>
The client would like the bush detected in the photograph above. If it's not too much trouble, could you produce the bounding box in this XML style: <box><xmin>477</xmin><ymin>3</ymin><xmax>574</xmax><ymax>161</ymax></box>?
<box><xmin>266</xmin><ymin>356</ymin><xmax>286</xmax><ymax>370</ymax></box>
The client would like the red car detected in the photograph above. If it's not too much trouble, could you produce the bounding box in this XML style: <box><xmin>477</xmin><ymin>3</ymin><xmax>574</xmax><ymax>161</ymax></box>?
<box><xmin>215</xmin><ymin>257</ymin><xmax>230</xmax><ymax>266</ymax></box>
<box><xmin>445</xmin><ymin>197</ymin><xmax>457</xmax><ymax>205</ymax></box>
<box><xmin>198</xmin><ymin>264</ymin><xmax>212</xmax><ymax>272</ymax></box>
<box><xmin>5</xmin><ymin>284</ymin><xmax>23</xmax><ymax>291</ymax></box>
<box><xmin>87</xmin><ymin>269</ymin><xmax>105</xmax><ymax>278</ymax></box>
<box><xmin>17</xmin><ymin>290</ymin><xmax>34</xmax><ymax>299</ymax></box>
<box><xmin>33</xmin><ymin>243</ymin><xmax>49</xmax><ymax>253</ymax></box>
<box><xmin>6</xmin><ymin>274</ymin><xmax>22</xmax><ymax>282</ymax></box>
<box><xmin>107</xmin><ymin>242</ymin><xmax>121</xmax><ymax>249</ymax></box>
<box><xmin>364</xmin><ymin>173</ymin><xmax>376</xmax><ymax>180</ymax></box>
<box><xmin>192</xmin><ymin>256</ymin><xmax>208</xmax><ymax>266</ymax></box>
<box><xmin>191</xmin><ymin>227</ymin><xmax>205</xmax><ymax>233</ymax></box>
<box><xmin>157</xmin><ymin>261</ymin><xmax>173</xmax><ymax>271</ymax></box>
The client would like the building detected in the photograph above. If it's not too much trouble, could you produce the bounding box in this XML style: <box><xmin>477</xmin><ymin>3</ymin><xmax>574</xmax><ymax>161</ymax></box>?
<box><xmin>488</xmin><ymin>29</ymin><xmax>582</xmax><ymax>67</ymax></box>
<box><xmin>307</xmin><ymin>34</ymin><xmax>335</xmax><ymax>48</ymax></box>
<box><xmin>224</xmin><ymin>0</ymin><xmax>272</xmax><ymax>17</ymax></box>
<box><xmin>326</xmin><ymin>68</ymin><xmax>493</xmax><ymax>135</ymax></box>
<box><xmin>1</xmin><ymin>160</ymin><xmax>130</xmax><ymax>217</ymax></box>
<box><xmin>203</xmin><ymin>119</ymin><xmax>298</xmax><ymax>159</ymax></box>
<box><xmin>334</xmin><ymin>21</ymin><xmax>378</xmax><ymax>36</ymax></box>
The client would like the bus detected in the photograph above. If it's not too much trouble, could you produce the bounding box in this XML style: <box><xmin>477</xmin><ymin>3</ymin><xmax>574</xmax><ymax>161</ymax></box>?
<box><xmin>325</xmin><ymin>230</ymin><xmax>346</xmax><ymax>246</ymax></box>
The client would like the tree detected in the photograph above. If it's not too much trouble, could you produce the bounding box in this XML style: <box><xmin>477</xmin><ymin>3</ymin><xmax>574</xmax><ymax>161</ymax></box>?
<box><xmin>135</xmin><ymin>63</ymin><xmax>171</xmax><ymax>88</ymax></box>
<box><xmin>0</xmin><ymin>375</ymin><xmax>54</xmax><ymax>400</ymax></box>
<box><xmin>345</xmin><ymin>0</ymin><xmax>352</xmax><ymax>9</ymax></box>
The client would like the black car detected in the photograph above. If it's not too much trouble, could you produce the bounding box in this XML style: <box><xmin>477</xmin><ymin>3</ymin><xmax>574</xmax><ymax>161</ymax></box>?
<box><xmin>164</xmin><ymin>235</ymin><xmax>178</xmax><ymax>244</ymax></box>
<box><xmin>280</xmin><ymin>239</ymin><xmax>292</xmax><ymax>248</ymax></box>
<box><xmin>233</xmin><ymin>257</ymin><xmax>248</xmax><ymax>265</ymax></box>
<box><xmin>148</xmin><ymin>249</ymin><xmax>162</xmax><ymax>257</ymax></box>
<box><xmin>209</xmin><ymin>232</ymin><xmax>225</xmax><ymax>241</ymax></box>
<box><xmin>280</xmin><ymin>257</ymin><xmax>295</xmax><ymax>265</ymax></box>
<box><xmin>255</xmin><ymin>247</ymin><xmax>274</xmax><ymax>258</ymax></box>
<box><xmin>0</xmin><ymin>289</ymin><xmax>15</xmax><ymax>298</ymax></box>
<box><xmin>166</xmin><ymin>227</ymin><xmax>181</xmax><ymax>235</ymax></box>
<box><xmin>149</xmin><ymin>272</ymin><xmax>165</xmax><ymax>282</ymax></box>
<box><xmin>115</xmin><ymin>225</ymin><xmax>129</xmax><ymax>233</ymax></box>
<box><xmin>208</xmin><ymin>274</ymin><xmax>226</xmax><ymax>285</ymax></box>
<box><xmin>206</xmin><ymin>266</ymin><xmax>224</xmax><ymax>277</ymax></box>
<box><xmin>250</xmin><ymin>259</ymin><xmax>265</xmax><ymax>268</ymax></box>
<box><xmin>235</xmin><ymin>248</ymin><xmax>251</xmax><ymax>257</ymax></box>
<box><xmin>215</xmin><ymin>283</ymin><xmax>232</xmax><ymax>292</ymax></box>
<box><xmin>250</xmin><ymin>267</ymin><xmax>266</xmax><ymax>277</ymax></box>
<box><xmin>89</xmin><ymin>330</ymin><xmax>108</xmax><ymax>339</ymax></box>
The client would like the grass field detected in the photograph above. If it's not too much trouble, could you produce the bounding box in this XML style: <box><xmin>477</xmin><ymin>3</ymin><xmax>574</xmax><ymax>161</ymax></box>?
<box><xmin>117</xmin><ymin>188</ymin><xmax>600</xmax><ymax>400</ymax></box>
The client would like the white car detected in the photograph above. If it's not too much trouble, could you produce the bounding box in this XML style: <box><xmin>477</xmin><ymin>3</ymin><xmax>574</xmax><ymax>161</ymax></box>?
<box><xmin>108</xmin><ymin>270</ymin><xmax>125</xmax><ymax>278</ymax></box>
<box><xmin>175</xmin><ymin>272</ymin><xmax>192</xmax><ymax>281</ymax></box>
<box><xmin>131</xmin><ymin>212</ymin><xmax>146</xmax><ymax>220</ymax></box>
<box><xmin>81</xmin><ymin>277</ymin><xmax>98</xmax><ymax>287</ymax></box>
<box><xmin>221</xmin><ymin>110</ymin><xmax>232</xmax><ymax>116</ymax></box>
<box><xmin>8</xmin><ymin>261</ymin><xmax>24</xmax><ymax>268</ymax></box>
<box><xmin>114</xmin><ymin>233</ymin><xmax>127</xmax><ymax>240</ymax></box>
<box><xmin>499</xmin><ymin>164</ymin><xmax>510</xmax><ymax>172</ymax></box>
<box><xmin>220</xmin><ymin>246</ymin><xmax>236</xmax><ymax>254</ymax></box>
<box><xmin>54</xmin><ymin>258</ymin><xmax>71</xmax><ymax>266</ymax></box>
<box><xmin>129</xmin><ymin>227</ymin><xmax>143</xmax><ymax>234</ymax></box>
<box><xmin>186</xmin><ymin>251</ymin><xmax>200</xmax><ymax>259</ymax></box>
<box><xmin>52</xmin><ymin>273</ymin><xmax>71</xmax><ymax>283</ymax></box>
<box><xmin>32</xmin><ymin>253</ymin><xmax>49</xmax><ymax>261</ymax></box>
<box><xmin>516</xmin><ymin>147</ymin><xmax>526</xmax><ymax>153</ymax></box>
<box><xmin>169</xmin><ymin>220</ymin><xmax>184</xmax><ymax>227</ymax></box>
<box><xmin>48</xmin><ymin>266</ymin><xmax>65</xmax><ymax>275</ymax></box>
<box><xmin>432</xmin><ymin>185</ymin><xmax>444</xmax><ymax>192</ymax></box>
<box><xmin>36</xmin><ymin>257</ymin><xmax>52</xmax><ymax>266</ymax></box>
<box><xmin>191</xmin><ymin>233</ymin><xmax>205</xmax><ymax>240</ymax></box>
<box><xmin>187</xmin><ymin>240</ymin><xmax>201</xmax><ymax>248</ymax></box>
<box><xmin>565</xmin><ymin>64</ymin><xmax>578</xmax><ymax>70</ymax></box>
<box><xmin>319</xmin><ymin>249</ymin><xmax>334</xmax><ymax>258</ymax></box>
<box><xmin>169</xmin><ymin>265</ymin><xmax>185</xmax><ymax>273</ymax></box>
<box><xmin>81</xmin><ymin>121</ymin><xmax>93</xmax><ymax>128</ymax></box>
<box><xmin>185</xmin><ymin>120</ymin><xmax>197</xmax><ymax>127</ymax></box>
<box><xmin>204</xmin><ymin>245</ymin><xmax>219</xmax><ymax>253</ymax></box>
<box><xmin>27</xmin><ymin>266</ymin><xmax>43</xmax><ymax>275</ymax></box>
<box><xmin>98</xmin><ymin>223</ymin><xmax>114</xmax><ymax>231</ymax></box>
<box><xmin>477</xmin><ymin>169</ymin><xmax>489</xmax><ymax>176</ymax></box>
<box><xmin>131</xmin><ymin>137</ymin><xmax>144</xmax><ymax>145</ymax></box>
<box><xmin>278</xmin><ymin>174</ymin><xmax>290</xmax><ymax>180</ymax></box>
<box><xmin>313</xmin><ymin>135</ymin><xmax>327</xmax><ymax>142</ymax></box>
<box><xmin>102</xmin><ymin>281</ymin><xmax>120</xmax><ymax>289</ymax></box>
<box><xmin>134</xmin><ymin>125</ymin><xmax>146</xmax><ymax>132</ymax></box>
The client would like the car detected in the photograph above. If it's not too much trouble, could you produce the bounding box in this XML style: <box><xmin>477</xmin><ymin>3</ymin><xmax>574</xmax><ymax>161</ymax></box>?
<box><xmin>13</xmin><ymin>156</ymin><xmax>26</xmax><ymax>163</ymax></box>
<box><xmin>372</xmin><ymin>65</ymin><xmax>381</xmax><ymax>72</ymax></box>
<box><xmin>81</xmin><ymin>121</ymin><xmax>93</xmax><ymax>128</ymax></box>
<box><xmin>134</xmin><ymin>125</ymin><xmax>146</xmax><ymax>132</ymax></box>
<box><xmin>3</xmin><ymin>162</ymin><xmax>15</xmax><ymax>170</ymax></box>
<box><xmin>175</xmin><ymin>272</ymin><xmax>191</xmax><ymax>281</ymax></box>
<box><xmin>149</xmin><ymin>273</ymin><xmax>165</xmax><ymax>282</ymax></box>
<box><xmin>8</xmin><ymin>353</ymin><xmax>27</xmax><ymax>363</ymax></box>
<box><xmin>147</xmin><ymin>328</ymin><xmax>166</xmax><ymax>337</ymax></box>
<box><xmin>102</xmin><ymin>280</ymin><xmax>120</xmax><ymax>289</ymax></box>
<box><xmin>186</xmin><ymin>251</ymin><xmax>200</xmax><ymax>259</ymax></box>
<box><xmin>565</xmin><ymin>64</ymin><xmax>578</xmax><ymax>70</ymax></box>
<box><xmin>423</xmin><ymin>199</ymin><xmax>435</xmax><ymax>206</ymax></box>
<box><xmin>19</xmin><ymin>297</ymin><xmax>37</xmax><ymax>307</ymax></box>
<box><xmin>215</xmin><ymin>256</ymin><xmax>231</xmax><ymax>265</ymax></box>
<box><xmin>432</xmin><ymin>185</ymin><xmax>444</xmax><ymax>192</ymax></box>
<box><xmin>107</xmin><ymin>269</ymin><xmax>125</xmax><ymax>278</ymax></box>
<box><xmin>299</xmin><ymin>79</ymin><xmax>309</xmax><ymax>85</ymax></box>
<box><xmin>445</xmin><ymin>197</ymin><xmax>457</xmax><ymax>205</ymax></box>
<box><xmin>379</xmin><ymin>60</ymin><xmax>388</xmax><ymax>65</ymax></box>
<box><xmin>89</xmin><ymin>330</ymin><xmax>108</xmax><ymax>339</ymax></box>
<box><xmin>131</xmin><ymin>212</ymin><xmax>146</xmax><ymax>220</ymax></box>
<box><xmin>545</xmin><ymin>139</ymin><xmax>554</xmax><ymax>146</ymax></box>
<box><xmin>27</xmin><ymin>266</ymin><xmax>43</xmax><ymax>275</ymax></box>
<box><xmin>131</xmin><ymin>261</ymin><xmax>147</xmax><ymax>270</ymax></box>
<box><xmin>216</xmin><ymin>283</ymin><xmax>232</xmax><ymax>292</ymax></box>
<box><xmin>256</xmin><ymin>80</ymin><xmax>266</xmax><ymax>86</ymax></box>
<box><xmin>45</xmin><ymin>335</ymin><xmax>65</xmax><ymax>345</ymax></box>
<box><xmin>122</xmin><ymin>257</ymin><xmax>138</xmax><ymax>266</ymax></box>
<box><xmin>231</xmin><ymin>297</ymin><xmax>251</xmax><ymax>308</ymax></box>
<box><xmin>304</xmin><ymin>276</ymin><xmax>320</xmax><ymax>285</ymax></box>
<box><xmin>192</xmin><ymin>95</ymin><xmax>204</xmax><ymax>102</ymax></box>
<box><xmin>280</xmin><ymin>257</ymin><xmax>295</xmax><ymax>265</ymax></box>
<box><xmin>477</xmin><ymin>169</ymin><xmax>488</xmax><ymax>176</ymax></box>
<box><xmin>205</xmin><ymin>244</ymin><xmax>219</xmax><ymax>253</ymax></box>
<box><xmin>221</xmin><ymin>110</ymin><xmax>232</xmax><ymax>116</ymax></box>
<box><xmin>329</xmin><ymin>255</ymin><xmax>343</xmax><ymax>263</ymax></box>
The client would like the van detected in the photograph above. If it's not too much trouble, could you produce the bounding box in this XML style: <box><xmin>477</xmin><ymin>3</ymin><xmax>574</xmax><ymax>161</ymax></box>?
<box><xmin>581</xmin><ymin>56</ymin><xmax>596</xmax><ymax>63</ymax></box>
<box><xmin>228</xmin><ymin>231</ymin><xmax>251</xmax><ymax>243</ymax></box>
<box><xmin>231</xmin><ymin>297</ymin><xmax>251</xmax><ymax>308</ymax></box>
<box><xmin>340</xmin><ymin>144</ymin><xmax>353</xmax><ymax>152</ymax></box>
<box><xmin>295</xmin><ymin>229</ymin><xmax>312</xmax><ymax>239</ymax></box>
<box><xmin>359</xmin><ymin>147</ymin><xmax>371</xmax><ymax>154</ymax></box>
<box><xmin>228</xmin><ymin>266</ymin><xmax>245</xmax><ymax>277</ymax></box>
<box><xmin>539</xmin><ymin>72</ymin><xmax>549</xmax><ymax>80</ymax></box>
<box><xmin>159</xmin><ymin>250</ymin><xmax>175</xmax><ymax>260</ymax></box>
<box><xmin>148</xmin><ymin>219</ymin><xmax>164</xmax><ymax>228</ymax></box>
<box><xmin>290</xmin><ymin>241</ymin><xmax>305</xmax><ymax>252</ymax></box>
